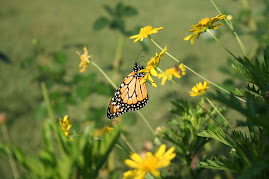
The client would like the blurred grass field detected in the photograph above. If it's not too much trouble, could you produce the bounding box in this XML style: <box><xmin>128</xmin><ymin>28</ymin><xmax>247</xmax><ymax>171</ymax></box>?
<box><xmin>0</xmin><ymin>0</ymin><xmax>259</xmax><ymax>178</ymax></box>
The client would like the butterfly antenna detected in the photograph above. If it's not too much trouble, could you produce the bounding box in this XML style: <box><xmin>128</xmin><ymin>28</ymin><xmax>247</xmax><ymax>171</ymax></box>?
<box><xmin>135</xmin><ymin>49</ymin><xmax>146</xmax><ymax>61</ymax></box>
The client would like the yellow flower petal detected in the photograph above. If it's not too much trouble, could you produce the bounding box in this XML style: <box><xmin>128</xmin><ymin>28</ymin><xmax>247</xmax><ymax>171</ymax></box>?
<box><xmin>185</xmin><ymin>14</ymin><xmax>226</xmax><ymax>44</ymax></box>
<box><xmin>129</xmin><ymin>26</ymin><xmax>163</xmax><ymax>43</ymax></box>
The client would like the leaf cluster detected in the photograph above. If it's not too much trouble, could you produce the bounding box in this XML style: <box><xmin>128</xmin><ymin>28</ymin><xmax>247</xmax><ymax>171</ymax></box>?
<box><xmin>93</xmin><ymin>2</ymin><xmax>138</xmax><ymax>35</ymax></box>
<box><xmin>198</xmin><ymin>46</ymin><xmax>269</xmax><ymax>178</ymax></box>
<box><xmin>0</xmin><ymin>120</ymin><xmax>120</xmax><ymax>179</ymax></box>
<box><xmin>158</xmin><ymin>98</ymin><xmax>225</xmax><ymax>178</ymax></box>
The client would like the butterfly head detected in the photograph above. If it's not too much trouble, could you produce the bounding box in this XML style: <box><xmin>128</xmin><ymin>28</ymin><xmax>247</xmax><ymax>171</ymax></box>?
<box><xmin>134</xmin><ymin>62</ymin><xmax>145</xmax><ymax>77</ymax></box>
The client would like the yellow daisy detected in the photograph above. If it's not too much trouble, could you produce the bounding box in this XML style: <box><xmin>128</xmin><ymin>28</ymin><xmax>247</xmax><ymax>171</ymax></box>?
<box><xmin>138</xmin><ymin>46</ymin><xmax>167</xmax><ymax>87</ymax></box>
<box><xmin>76</xmin><ymin>46</ymin><xmax>92</xmax><ymax>72</ymax></box>
<box><xmin>189</xmin><ymin>81</ymin><xmax>210</xmax><ymax>97</ymax></box>
<box><xmin>59</xmin><ymin>115</ymin><xmax>73</xmax><ymax>141</ymax></box>
<box><xmin>184</xmin><ymin>14</ymin><xmax>226</xmax><ymax>44</ymax></box>
<box><xmin>123</xmin><ymin>144</ymin><xmax>176</xmax><ymax>179</ymax></box>
<box><xmin>158</xmin><ymin>64</ymin><xmax>186</xmax><ymax>85</ymax></box>
<box><xmin>130</xmin><ymin>26</ymin><xmax>163</xmax><ymax>42</ymax></box>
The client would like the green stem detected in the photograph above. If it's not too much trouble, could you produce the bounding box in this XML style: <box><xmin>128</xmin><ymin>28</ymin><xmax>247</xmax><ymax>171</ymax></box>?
<box><xmin>91</xmin><ymin>61</ymin><xmax>155</xmax><ymax>135</ymax></box>
<box><xmin>210</xmin><ymin>0</ymin><xmax>248</xmax><ymax>57</ymax></box>
<box><xmin>113</xmin><ymin>33</ymin><xmax>125</xmax><ymax>71</ymax></box>
<box><xmin>41</xmin><ymin>82</ymin><xmax>64</xmax><ymax>154</ymax></box>
<box><xmin>150</xmin><ymin>37</ymin><xmax>246</xmax><ymax>103</ymax></box>
<box><xmin>120</xmin><ymin>132</ymin><xmax>136</xmax><ymax>153</ymax></box>
<box><xmin>91</xmin><ymin>61</ymin><xmax>117</xmax><ymax>89</ymax></box>
<box><xmin>205</xmin><ymin>97</ymin><xmax>231</xmax><ymax>127</ymax></box>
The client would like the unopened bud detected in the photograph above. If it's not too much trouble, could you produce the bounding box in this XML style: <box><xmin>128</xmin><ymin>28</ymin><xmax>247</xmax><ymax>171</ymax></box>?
<box><xmin>226</xmin><ymin>15</ymin><xmax>233</xmax><ymax>21</ymax></box>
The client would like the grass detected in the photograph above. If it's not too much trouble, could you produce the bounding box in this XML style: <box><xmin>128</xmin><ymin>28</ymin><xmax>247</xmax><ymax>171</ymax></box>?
<box><xmin>0</xmin><ymin>0</ymin><xmax>256</xmax><ymax>178</ymax></box>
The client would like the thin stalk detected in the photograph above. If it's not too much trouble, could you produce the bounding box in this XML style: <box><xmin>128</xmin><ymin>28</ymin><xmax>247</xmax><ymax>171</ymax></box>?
<box><xmin>120</xmin><ymin>133</ymin><xmax>136</xmax><ymax>153</ymax></box>
<box><xmin>41</xmin><ymin>82</ymin><xmax>64</xmax><ymax>154</ymax></box>
<box><xmin>91</xmin><ymin>61</ymin><xmax>155</xmax><ymax>135</ymax></box>
<box><xmin>113</xmin><ymin>33</ymin><xmax>125</xmax><ymax>71</ymax></box>
<box><xmin>1</xmin><ymin>123</ymin><xmax>19</xmax><ymax>179</ymax></box>
<box><xmin>91</xmin><ymin>61</ymin><xmax>117</xmax><ymax>89</ymax></box>
<box><xmin>150</xmin><ymin>37</ymin><xmax>246</xmax><ymax>103</ymax></box>
<box><xmin>205</xmin><ymin>97</ymin><xmax>231</xmax><ymax>127</ymax></box>
<box><xmin>156</xmin><ymin>67</ymin><xmax>252</xmax><ymax>160</ymax></box>
<box><xmin>210</xmin><ymin>0</ymin><xmax>248</xmax><ymax>57</ymax></box>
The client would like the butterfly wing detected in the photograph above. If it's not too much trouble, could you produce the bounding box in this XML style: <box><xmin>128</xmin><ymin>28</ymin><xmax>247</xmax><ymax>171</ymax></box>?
<box><xmin>107</xmin><ymin>64</ymin><xmax>148</xmax><ymax>119</ymax></box>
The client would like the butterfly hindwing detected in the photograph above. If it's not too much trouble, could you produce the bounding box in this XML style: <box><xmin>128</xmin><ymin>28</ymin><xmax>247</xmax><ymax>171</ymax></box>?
<box><xmin>107</xmin><ymin>63</ymin><xmax>148</xmax><ymax>119</ymax></box>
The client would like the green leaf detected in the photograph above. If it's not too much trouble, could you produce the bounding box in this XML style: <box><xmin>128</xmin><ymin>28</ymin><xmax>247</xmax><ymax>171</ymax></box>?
<box><xmin>93</xmin><ymin>125</ymin><xmax>120</xmax><ymax>178</ymax></box>
<box><xmin>197</xmin><ymin>127</ymin><xmax>234</xmax><ymax>147</ymax></box>
<box><xmin>42</xmin><ymin>120</ymin><xmax>55</xmax><ymax>152</ymax></box>
<box><xmin>199</xmin><ymin>157</ymin><xmax>239</xmax><ymax>173</ymax></box>
<box><xmin>103</xmin><ymin>5</ymin><xmax>114</xmax><ymax>16</ymax></box>
<box><xmin>93</xmin><ymin>17</ymin><xmax>110</xmax><ymax>31</ymax></box>
<box><xmin>122</xmin><ymin>6</ymin><xmax>138</xmax><ymax>16</ymax></box>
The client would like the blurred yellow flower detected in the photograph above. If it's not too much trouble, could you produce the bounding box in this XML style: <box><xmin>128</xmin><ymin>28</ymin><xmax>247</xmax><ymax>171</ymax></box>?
<box><xmin>138</xmin><ymin>46</ymin><xmax>167</xmax><ymax>87</ymax></box>
<box><xmin>184</xmin><ymin>14</ymin><xmax>226</xmax><ymax>44</ymax></box>
<box><xmin>59</xmin><ymin>115</ymin><xmax>73</xmax><ymax>141</ymax></box>
<box><xmin>189</xmin><ymin>81</ymin><xmax>210</xmax><ymax>97</ymax></box>
<box><xmin>76</xmin><ymin>46</ymin><xmax>92</xmax><ymax>72</ymax></box>
<box><xmin>123</xmin><ymin>144</ymin><xmax>176</xmax><ymax>179</ymax></box>
<box><xmin>130</xmin><ymin>26</ymin><xmax>163</xmax><ymax>42</ymax></box>
<box><xmin>158</xmin><ymin>64</ymin><xmax>186</xmax><ymax>85</ymax></box>
<box><xmin>94</xmin><ymin>126</ymin><xmax>113</xmax><ymax>137</ymax></box>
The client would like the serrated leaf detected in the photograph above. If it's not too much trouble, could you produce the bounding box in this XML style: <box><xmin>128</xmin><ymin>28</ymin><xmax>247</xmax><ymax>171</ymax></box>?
<box><xmin>197</xmin><ymin>127</ymin><xmax>233</xmax><ymax>147</ymax></box>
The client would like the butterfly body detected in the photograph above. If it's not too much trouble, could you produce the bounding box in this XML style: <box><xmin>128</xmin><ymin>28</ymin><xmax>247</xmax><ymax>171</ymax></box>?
<box><xmin>107</xmin><ymin>63</ymin><xmax>148</xmax><ymax>119</ymax></box>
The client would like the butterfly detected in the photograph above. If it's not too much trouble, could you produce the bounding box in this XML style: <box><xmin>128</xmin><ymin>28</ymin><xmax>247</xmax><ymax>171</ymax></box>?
<box><xmin>107</xmin><ymin>62</ymin><xmax>148</xmax><ymax>119</ymax></box>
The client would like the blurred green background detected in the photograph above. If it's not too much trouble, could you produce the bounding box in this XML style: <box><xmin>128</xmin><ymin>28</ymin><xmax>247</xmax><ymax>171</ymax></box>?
<box><xmin>0</xmin><ymin>0</ymin><xmax>264</xmax><ymax>178</ymax></box>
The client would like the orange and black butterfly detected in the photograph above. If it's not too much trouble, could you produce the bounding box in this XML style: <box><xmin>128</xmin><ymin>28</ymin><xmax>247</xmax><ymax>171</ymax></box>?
<box><xmin>107</xmin><ymin>62</ymin><xmax>148</xmax><ymax>119</ymax></box>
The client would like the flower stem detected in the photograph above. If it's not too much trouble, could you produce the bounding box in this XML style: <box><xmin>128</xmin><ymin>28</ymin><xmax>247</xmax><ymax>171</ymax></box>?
<box><xmin>205</xmin><ymin>97</ymin><xmax>231</xmax><ymax>127</ymax></box>
<box><xmin>120</xmin><ymin>133</ymin><xmax>136</xmax><ymax>153</ymax></box>
<box><xmin>91</xmin><ymin>61</ymin><xmax>155</xmax><ymax>135</ymax></box>
<box><xmin>1</xmin><ymin>123</ymin><xmax>19</xmax><ymax>179</ymax></box>
<box><xmin>210</xmin><ymin>0</ymin><xmax>248</xmax><ymax>57</ymax></box>
<box><xmin>150</xmin><ymin>37</ymin><xmax>246</xmax><ymax>103</ymax></box>
<box><xmin>91</xmin><ymin>61</ymin><xmax>117</xmax><ymax>89</ymax></box>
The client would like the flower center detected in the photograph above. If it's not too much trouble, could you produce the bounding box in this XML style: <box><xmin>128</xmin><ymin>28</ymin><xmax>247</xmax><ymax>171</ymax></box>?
<box><xmin>140</xmin><ymin>26</ymin><xmax>153</xmax><ymax>37</ymax></box>
<box><xmin>198</xmin><ymin>89</ymin><xmax>206</xmax><ymax>94</ymax></box>
<box><xmin>199</xmin><ymin>18</ymin><xmax>210</xmax><ymax>26</ymax></box>
<box><xmin>141</xmin><ymin>156</ymin><xmax>158</xmax><ymax>171</ymax></box>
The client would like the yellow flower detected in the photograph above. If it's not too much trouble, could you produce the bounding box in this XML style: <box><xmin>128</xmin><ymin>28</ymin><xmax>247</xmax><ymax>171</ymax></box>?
<box><xmin>59</xmin><ymin>115</ymin><xmax>73</xmax><ymax>141</ymax></box>
<box><xmin>189</xmin><ymin>81</ymin><xmax>210</xmax><ymax>97</ymax></box>
<box><xmin>130</xmin><ymin>26</ymin><xmax>163</xmax><ymax>42</ymax></box>
<box><xmin>76</xmin><ymin>46</ymin><xmax>92</xmax><ymax>72</ymax></box>
<box><xmin>123</xmin><ymin>144</ymin><xmax>176</xmax><ymax>179</ymax></box>
<box><xmin>158</xmin><ymin>64</ymin><xmax>186</xmax><ymax>85</ymax></box>
<box><xmin>184</xmin><ymin>14</ymin><xmax>226</xmax><ymax>44</ymax></box>
<box><xmin>138</xmin><ymin>46</ymin><xmax>168</xmax><ymax>87</ymax></box>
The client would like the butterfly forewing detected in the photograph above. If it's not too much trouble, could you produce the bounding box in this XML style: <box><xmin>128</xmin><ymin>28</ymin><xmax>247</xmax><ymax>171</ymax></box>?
<box><xmin>107</xmin><ymin>63</ymin><xmax>148</xmax><ymax>119</ymax></box>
